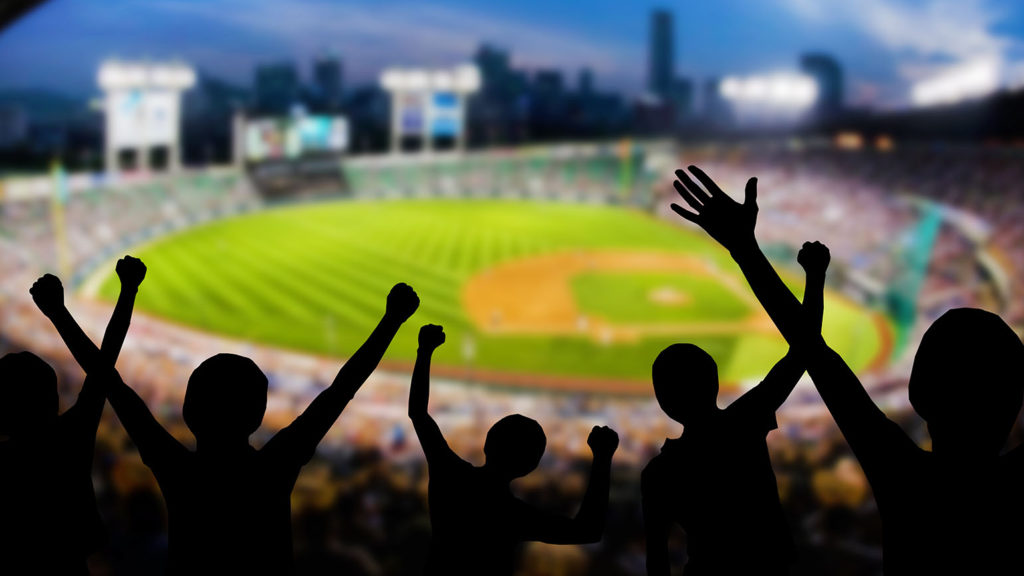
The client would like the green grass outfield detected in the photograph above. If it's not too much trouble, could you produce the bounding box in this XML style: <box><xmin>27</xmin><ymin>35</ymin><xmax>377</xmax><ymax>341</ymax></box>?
<box><xmin>91</xmin><ymin>199</ymin><xmax>888</xmax><ymax>391</ymax></box>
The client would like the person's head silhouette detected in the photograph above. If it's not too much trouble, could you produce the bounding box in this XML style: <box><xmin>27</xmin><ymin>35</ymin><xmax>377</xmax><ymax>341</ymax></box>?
<box><xmin>908</xmin><ymin>308</ymin><xmax>1024</xmax><ymax>458</ymax></box>
<box><xmin>483</xmin><ymin>414</ymin><xmax>546</xmax><ymax>480</ymax></box>
<box><xmin>183</xmin><ymin>353</ymin><xmax>268</xmax><ymax>448</ymax></box>
<box><xmin>652</xmin><ymin>344</ymin><xmax>719</xmax><ymax>425</ymax></box>
<box><xmin>0</xmin><ymin>351</ymin><xmax>59</xmax><ymax>438</ymax></box>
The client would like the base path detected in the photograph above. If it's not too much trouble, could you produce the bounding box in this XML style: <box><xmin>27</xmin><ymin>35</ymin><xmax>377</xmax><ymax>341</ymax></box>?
<box><xmin>462</xmin><ymin>250</ymin><xmax>775</xmax><ymax>344</ymax></box>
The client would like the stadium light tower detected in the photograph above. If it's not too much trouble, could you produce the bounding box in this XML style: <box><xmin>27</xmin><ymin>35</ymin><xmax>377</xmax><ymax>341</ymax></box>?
<box><xmin>718</xmin><ymin>72</ymin><xmax>818</xmax><ymax>127</ymax></box>
<box><xmin>380</xmin><ymin>64</ymin><xmax>481</xmax><ymax>154</ymax></box>
<box><xmin>98</xmin><ymin>59</ymin><xmax>196</xmax><ymax>174</ymax></box>
<box><xmin>719</xmin><ymin>73</ymin><xmax>818</xmax><ymax>108</ymax></box>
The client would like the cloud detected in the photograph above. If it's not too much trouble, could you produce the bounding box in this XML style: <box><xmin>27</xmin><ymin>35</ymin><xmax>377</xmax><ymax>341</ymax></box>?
<box><xmin>778</xmin><ymin>0</ymin><xmax>1020</xmax><ymax>103</ymax></box>
<box><xmin>148</xmin><ymin>0</ymin><xmax>642</xmax><ymax>91</ymax></box>
<box><xmin>780</xmin><ymin>0</ymin><xmax>1010</xmax><ymax>60</ymax></box>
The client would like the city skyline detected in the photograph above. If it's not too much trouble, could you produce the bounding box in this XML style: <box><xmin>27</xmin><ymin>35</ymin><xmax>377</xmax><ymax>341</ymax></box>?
<box><xmin>1</xmin><ymin>0</ymin><xmax>1023</xmax><ymax>109</ymax></box>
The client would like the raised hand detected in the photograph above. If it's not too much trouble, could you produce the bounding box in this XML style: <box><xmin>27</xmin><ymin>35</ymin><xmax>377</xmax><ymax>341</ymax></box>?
<box><xmin>587</xmin><ymin>425</ymin><xmax>619</xmax><ymax>460</ymax></box>
<box><xmin>116</xmin><ymin>255</ymin><xmax>147</xmax><ymax>291</ymax></box>
<box><xmin>670</xmin><ymin>166</ymin><xmax>759</xmax><ymax>253</ymax></box>
<box><xmin>798</xmin><ymin>241</ymin><xmax>830</xmax><ymax>278</ymax></box>
<box><xmin>30</xmin><ymin>273</ymin><xmax>65</xmax><ymax>318</ymax></box>
<box><xmin>385</xmin><ymin>282</ymin><xmax>420</xmax><ymax>323</ymax></box>
<box><xmin>419</xmin><ymin>324</ymin><xmax>446</xmax><ymax>352</ymax></box>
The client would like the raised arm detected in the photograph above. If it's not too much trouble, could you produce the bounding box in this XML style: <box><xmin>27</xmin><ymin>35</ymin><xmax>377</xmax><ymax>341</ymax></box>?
<box><xmin>408</xmin><ymin>324</ymin><xmax>460</xmax><ymax>465</ymax></box>
<box><xmin>522</xmin><ymin>426</ymin><xmax>619</xmax><ymax>544</ymax></box>
<box><xmin>669</xmin><ymin>166</ymin><xmax>901</xmax><ymax>456</ymax></box>
<box><xmin>30</xmin><ymin>260</ymin><xmax>186</xmax><ymax>469</ymax></box>
<box><xmin>730</xmin><ymin>241</ymin><xmax>829</xmax><ymax>414</ymax></box>
<box><xmin>798</xmin><ymin>241</ymin><xmax>827</xmax><ymax>336</ymax></box>
<box><xmin>32</xmin><ymin>274</ymin><xmax>99</xmax><ymax>375</ymax></box>
<box><xmin>265</xmin><ymin>283</ymin><xmax>419</xmax><ymax>465</ymax></box>
<box><xmin>100</xmin><ymin>256</ymin><xmax>146</xmax><ymax>363</ymax></box>
<box><xmin>32</xmin><ymin>257</ymin><xmax>146</xmax><ymax>445</ymax></box>
<box><xmin>31</xmin><ymin>256</ymin><xmax>145</xmax><ymax>374</ymax></box>
<box><xmin>90</xmin><ymin>364</ymin><xmax>187</xmax><ymax>472</ymax></box>
<box><xmin>669</xmin><ymin>168</ymin><xmax>808</xmax><ymax>346</ymax></box>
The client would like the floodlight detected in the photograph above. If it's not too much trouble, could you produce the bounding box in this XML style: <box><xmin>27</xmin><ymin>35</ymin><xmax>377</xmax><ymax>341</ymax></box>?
<box><xmin>405</xmin><ymin>69</ymin><xmax>429</xmax><ymax>91</ymax></box>
<box><xmin>454</xmin><ymin>64</ymin><xmax>481</xmax><ymax>93</ymax></box>
<box><xmin>150</xmin><ymin>64</ymin><xmax>196</xmax><ymax>89</ymax></box>
<box><xmin>720</xmin><ymin>77</ymin><xmax>741</xmax><ymax>98</ymax></box>
<box><xmin>911</xmin><ymin>58</ymin><xmax>1000</xmax><ymax>107</ymax></box>
<box><xmin>432</xmin><ymin>71</ymin><xmax>455</xmax><ymax>92</ymax></box>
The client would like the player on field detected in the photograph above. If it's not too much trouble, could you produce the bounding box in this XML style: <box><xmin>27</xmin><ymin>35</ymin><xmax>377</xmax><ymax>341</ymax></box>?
<box><xmin>408</xmin><ymin>323</ymin><xmax>619</xmax><ymax>576</ymax></box>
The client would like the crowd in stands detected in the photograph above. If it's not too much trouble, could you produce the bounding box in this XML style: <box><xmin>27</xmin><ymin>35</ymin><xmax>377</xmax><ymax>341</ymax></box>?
<box><xmin>653</xmin><ymin>143</ymin><xmax>1020</xmax><ymax>329</ymax></box>
<box><xmin>2</xmin><ymin>141</ymin><xmax>1023</xmax><ymax>574</ymax></box>
<box><xmin>0</xmin><ymin>171</ymin><xmax>262</xmax><ymax>282</ymax></box>
<box><xmin>345</xmin><ymin>146</ymin><xmax>656</xmax><ymax>206</ymax></box>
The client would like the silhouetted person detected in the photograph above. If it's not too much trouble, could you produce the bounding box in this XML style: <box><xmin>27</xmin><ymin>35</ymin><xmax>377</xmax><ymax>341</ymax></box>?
<box><xmin>0</xmin><ymin>256</ymin><xmax>145</xmax><ymax>574</ymax></box>
<box><xmin>669</xmin><ymin>164</ymin><xmax>1024</xmax><ymax>574</ymax></box>
<box><xmin>642</xmin><ymin>241</ymin><xmax>825</xmax><ymax>575</ymax></box>
<box><xmin>408</xmin><ymin>324</ymin><xmax>619</xmax><ymax>576</ymax></box>
<box><xmin>85</xmin><ymin>282</ymin><xmax>419</xmax><ymax>575</ymax></box>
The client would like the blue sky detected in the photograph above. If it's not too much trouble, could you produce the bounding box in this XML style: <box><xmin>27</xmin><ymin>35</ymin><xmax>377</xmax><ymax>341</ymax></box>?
<box><xmin>1</xmin><ymin>0</ymin><xmax>1023</xmax><ymax>108</ymax></box>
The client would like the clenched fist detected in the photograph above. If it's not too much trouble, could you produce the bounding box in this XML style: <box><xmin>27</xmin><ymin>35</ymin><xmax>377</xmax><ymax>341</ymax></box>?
<box><xmin>116</xmin><ymin>255</ymin><xmax>147</xmax><ymax>291</ymax></box>
<box><xmin>30</xmin><ymin>274</ymin><xmax>64</xmax><ymax>318</ymax></box>
<box><xmin>798</xmin><ymin>241</ymin><xmax>830</xmax><ymax>278</ymax></box>
<box><xmin>587</xmin><ymin>425</ymin><xmax>619</xmax><ymax>459</ymax></box>
<box><xmin>385</xmin><ymin>283</ymin><xmax>419</xmax><ymax>323</ymax></box>
<box><xmin>419</xmin><ymin>324</ymin><xmax>445</xmax><ymax>352</ymax></box>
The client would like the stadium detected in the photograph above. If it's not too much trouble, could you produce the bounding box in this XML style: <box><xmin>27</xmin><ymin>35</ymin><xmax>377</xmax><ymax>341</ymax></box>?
<box><xmin>3</xmin><ymin>1</ymin><xmax>1024</xmax><ymax>575</ymax></box>
<box><xmin>74</xmin><ymin>151</ymin><xmax>887</xmax><ymax>391</ymax></box>
<box><xmin>3</xmin><ymin>134</ymin><xmax>1014</xmax><ymax>573</ymax></box>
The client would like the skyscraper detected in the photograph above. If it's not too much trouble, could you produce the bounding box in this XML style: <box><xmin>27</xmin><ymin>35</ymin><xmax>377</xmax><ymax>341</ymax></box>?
<box><xmin>579</xmin><ymin>68</ymin><xmax>594</xmax><ymax>96</ymax></box>
<box><xmin>649</xmin><ymin>9</ymin><xmax>673</xmax><ymax>98</ymax></box>
<box><xmin>703</xmin><ymin>77</ymin><xmax>732</xmax><ymax>127</ymax></box>
<box><xmin>800</xmin><ymin>53</ymin><xmax>844</xmax><ymax>116</ymax></box>
<box><xmin>254</xmin><ymin>62</ymin><xmax>299</xmax><ymax>115</ymax></box>
<box><xmin>313</xmin><ymin>53</ymin><xmax>344</xmax><ymax>112</ymax></box>
<box><xmin>475</xmin><ymin>44</ymin><xmax>513</xmax><ymax>99</ymax></box>
<box><xmin>670</xmin><ymin>77</ymin><xmax>694</xmax><ymax>122</ymax></box>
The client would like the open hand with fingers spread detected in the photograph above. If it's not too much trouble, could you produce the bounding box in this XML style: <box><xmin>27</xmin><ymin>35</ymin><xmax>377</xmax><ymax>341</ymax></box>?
<box><xmin>385</xmin><ymin>283</ymin><xmax>420</xmax><ymax>323</ymax></box>
<box><xmin>798</xmin><ymin>241</ymin><xmax>830</xmax><ymax>279</ymax></box>
<box><xmin>671</xmin><ymin>166</ymin><xmax>759</xmax><ymax>253</ymax></box>
<box><xmin>116</xmin><ymin>255</ymin><xmax>147</xmax><ymax>291</ymax></box>
<box><xmin>419</xmin><ymin>324</ymin><xmax>446</xmax><ymax>352</ymax></box>
<box><xmin>30</xmin><ymin>273</ymin><xmax>65</xmax><ymax>318</ymax></box>
<box><xmin>587</xmin><ymin>425</ymin><xmax>619</xmax><ymax>460</ymax></box>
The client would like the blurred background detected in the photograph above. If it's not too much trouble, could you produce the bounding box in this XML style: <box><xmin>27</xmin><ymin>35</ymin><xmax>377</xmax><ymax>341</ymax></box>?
<box><xmin>3</xmin><ymin>0</ymin><xmax>1024</xmax><ymax>574</ymax></box>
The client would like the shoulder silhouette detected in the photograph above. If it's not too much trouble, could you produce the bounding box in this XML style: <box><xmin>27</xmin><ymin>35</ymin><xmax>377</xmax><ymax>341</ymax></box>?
<box><xmin>0</xmin><ymin>256</ymin><xmax>146</xmax><ymax>573</ymax></box>
<box><xmin>408</xmin><ymin>324</ymin><xmax>619</xmax><ymax>576</ymax></box>
<box><xmin>669</xmin><ymin>164</ymin><xmax>1024</xmax><ymax>574</ymax></box>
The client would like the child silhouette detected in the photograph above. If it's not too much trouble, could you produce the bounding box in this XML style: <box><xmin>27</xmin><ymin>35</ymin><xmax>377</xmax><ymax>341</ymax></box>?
<box><xmin>86</xmin><ymin>281</ymin><xmax>419</xmax><ymax>574</ymax></box>
<box><xmin>0</xmin><ymin>256</ymin><xmax>145</xmax><ymax>573</ymax></box>
<box><xmin>669</xmin><ymin>164</ymin><xmax>1024</xmax><ymax>574</ymax></box>
<box><xmin>409</xmin><ymin>324</ymin><xmax>619</xmax><ymax>576</ymax></box>
<box><xmin>641</xmin><ymin>242</ymin><xmax>826</xmax><ymax>575</ymax></box>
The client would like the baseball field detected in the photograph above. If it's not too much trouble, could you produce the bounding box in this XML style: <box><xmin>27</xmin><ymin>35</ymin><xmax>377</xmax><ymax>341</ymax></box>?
<box><xmin>90</xmin><ymin>198</ymin><xmax>889</xmax><ymax>393</ymax></box>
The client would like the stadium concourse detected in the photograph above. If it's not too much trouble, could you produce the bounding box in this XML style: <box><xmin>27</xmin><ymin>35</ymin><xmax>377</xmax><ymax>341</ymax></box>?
<box><xmin>0</xmin><ymin>140</ymin><xmax>1021</xmax><ymax>574</ymax></box>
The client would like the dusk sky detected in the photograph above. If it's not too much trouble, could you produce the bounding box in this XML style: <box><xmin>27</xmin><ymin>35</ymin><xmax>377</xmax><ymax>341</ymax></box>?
<box><xmin>2</xmin><ymin>0</ymin><xmax>1024</xmax><ymax>109</ymax></box>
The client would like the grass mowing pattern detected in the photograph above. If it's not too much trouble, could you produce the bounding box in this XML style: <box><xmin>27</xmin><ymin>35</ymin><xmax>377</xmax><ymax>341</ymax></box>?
<box><xmin>95</xmin><ymin>199</ymin><xmax>885</xmax><ymax>388</ymax></box>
